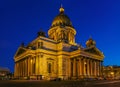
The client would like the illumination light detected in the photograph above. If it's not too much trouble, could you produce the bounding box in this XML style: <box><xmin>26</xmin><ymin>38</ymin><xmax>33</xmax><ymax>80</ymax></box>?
<box><xmin>31</xmin><ymin>59</ymin><xmax>32</xmax><ymax>63</ymax></box>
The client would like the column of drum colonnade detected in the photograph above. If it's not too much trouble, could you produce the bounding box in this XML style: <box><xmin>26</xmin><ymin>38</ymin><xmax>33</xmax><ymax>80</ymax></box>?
<box><xmin>70</xmin><ymin>56</ymin><xmax>103</xmax><ymax>79</ymax></box>
<box><xmin>14</xmin><ymin>55</ymin><xmax>39</xmax><ymax>78</ymax></box>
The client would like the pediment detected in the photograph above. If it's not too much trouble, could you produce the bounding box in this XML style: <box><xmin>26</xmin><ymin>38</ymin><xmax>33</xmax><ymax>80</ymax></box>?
<box><xmin>84</xmin><ymin>47</ymin><xmax>104</xmax><ymax>57</ymax></box>
<box><xmin>14</xmin><ymin>47</ymin><xmax>27</xmax><ymax>57</ymax></box>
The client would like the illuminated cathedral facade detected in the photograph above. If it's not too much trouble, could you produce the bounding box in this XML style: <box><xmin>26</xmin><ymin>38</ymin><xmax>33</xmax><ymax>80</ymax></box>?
<box><xmin>14</xmin><ymin>6</ymin><xmax>104</xmax><ymax>80</ymax></box>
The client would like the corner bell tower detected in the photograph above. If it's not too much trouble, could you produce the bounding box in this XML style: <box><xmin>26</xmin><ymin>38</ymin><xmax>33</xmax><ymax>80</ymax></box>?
<box><xmin>48</xmin><ymin>6</ymin><xmax>76</xmax><ymax>45</ymax></box>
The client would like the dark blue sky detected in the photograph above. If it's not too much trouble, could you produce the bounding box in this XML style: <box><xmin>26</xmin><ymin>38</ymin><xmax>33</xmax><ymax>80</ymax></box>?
<box><xmin>0</xmin><ymin>0</ymin><xmax>120</xmax><ymax>72</ymax></box>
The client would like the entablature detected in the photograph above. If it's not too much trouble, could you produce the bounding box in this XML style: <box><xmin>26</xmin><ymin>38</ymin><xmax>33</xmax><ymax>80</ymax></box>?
<box><xmin>70</xmin><ymin>49</ymin><xmax>104</xmax><ymax>61</ymax></box>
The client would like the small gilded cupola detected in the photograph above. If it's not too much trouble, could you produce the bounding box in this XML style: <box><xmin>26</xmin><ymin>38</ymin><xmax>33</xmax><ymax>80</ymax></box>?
<box><xmin>37</xmin><ymin>29</ymin><xmax>46</xmax><ymax>37</ymax></box>
<box><xmin>86</xmin><ymin>37</ymin><xmax>96</xmax><ymax>48</ymax></box>
<box><xmin>48</xmin><ymin>5</ymin><xmax>76</xmax><ymax>45</ymax></box>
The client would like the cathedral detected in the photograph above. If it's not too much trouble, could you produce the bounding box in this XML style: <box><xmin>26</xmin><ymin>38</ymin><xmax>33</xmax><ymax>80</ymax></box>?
<box><xmin>14</xmin><ymin>6</ymin><xmax>104</xmax><ymax>80</ymax></box>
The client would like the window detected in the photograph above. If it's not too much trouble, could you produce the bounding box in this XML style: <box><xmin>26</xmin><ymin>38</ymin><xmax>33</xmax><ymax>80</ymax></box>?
<box><xmin>71</xmin><ymin>62</ymin><xmax>73</xmax><ymax>76</ymax></box>
<box><xmin>33</xmin><ymin>63</ymin><xmax>35</xmax><ymax>74</ymax></box>
<box><xmin>38</xmin><ymin>42</ymin><xmax>43</xmax><ymax>48</ymax></box>
<box><xmin>48</xmin><ymin>63</ymin><xmax>52</xmax><ymax>73</ymax></box>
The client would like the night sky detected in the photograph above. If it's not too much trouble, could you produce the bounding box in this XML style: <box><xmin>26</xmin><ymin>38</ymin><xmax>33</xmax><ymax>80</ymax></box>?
<box><xmin>0</xmin><ymin>0</ymin><xmax>120</xmax><ymax>72</ymax></box>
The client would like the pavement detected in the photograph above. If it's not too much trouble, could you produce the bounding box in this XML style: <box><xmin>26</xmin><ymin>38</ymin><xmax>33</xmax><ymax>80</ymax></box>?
<box><xmin>0</xmin><ymin>80</ymin><xmax>120</xmax><ymax>87</ymax></box>
<box><xmin>91</xmin><ymin>80</ymin><xmax>120</xmax><ymax>87</ymax></box>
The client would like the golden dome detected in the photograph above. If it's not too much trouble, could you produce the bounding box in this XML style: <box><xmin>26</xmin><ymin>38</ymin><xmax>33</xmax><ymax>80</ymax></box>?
<box><xmin>51</xmin><ymin>7</ymin><xmax>73</xmax><ymax>28</ymax></box>
<box><xmin>86</xmin><ymin>37</ymin><xmax>96</xmax><ymax>47</ymax></box>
